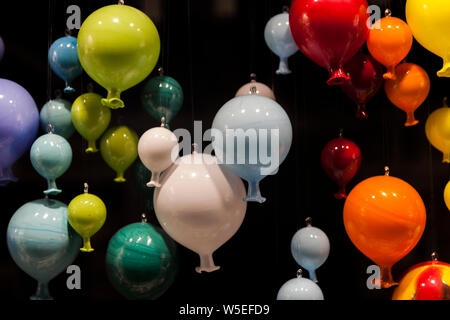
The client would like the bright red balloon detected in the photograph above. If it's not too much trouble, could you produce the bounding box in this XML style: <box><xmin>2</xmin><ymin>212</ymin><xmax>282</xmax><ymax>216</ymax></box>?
<box><xmin>321</xmin><ymin>133</ymin><xmax>362</xmax><ymax>199</ymax></box>
<box><xmin>341</xmin><ymin>53</ymin><xmax>383</xmax><ymax>118</ymax></box>
<box><xmin>289</xmin><ymin>0</ymin><xmax>369</xmax><ymax>85</ymax></box>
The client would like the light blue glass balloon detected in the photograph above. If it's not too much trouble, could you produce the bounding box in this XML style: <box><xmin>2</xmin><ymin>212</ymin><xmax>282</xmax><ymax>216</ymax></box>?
<box><xmin>212</xmin><ymin>95</ymin><xmax>293</xmax><ymax>203</ymax></box>
<box><xmin>40</xmin><ymin>98</ymin><xmax>74</xmax><ymax>139</ymax></box>
<box><xmin>30</xmin><ymin>132</ymin><xmax>72</xmax><ymax>195</ymax></box>
<box><xmin>291</xmin><ymin>218</ymin><xmax>330</xmax><ymax>282</ymax></box>
<box><xmin>48</xmin><ymin>36</ymin><xmax>83</xmax><ymax>93</ymax></box>
<box><xmin>264</xmin><ymin>11</ymin><xmax>298</xmax><ymax>75</ymax></box>
<box><xmin>277</xmin><ymin>271</ymin><xmax>324</xmax><ymax>300</ymax></box>
<box><xmin>7</xmin><ymin>198</ymin><xmax>81</xmax><ymax>300</ymax></box>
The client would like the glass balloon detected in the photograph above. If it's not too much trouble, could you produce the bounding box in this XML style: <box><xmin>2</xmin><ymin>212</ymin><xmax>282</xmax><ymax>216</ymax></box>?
<box><xmin>40</xmin><ymin>98</ymin><xmax>74</xmax><ymax>139</ymax></box>
<box><xmin>289</xmin><ymin>0</ymin><xmax>369</xmax><ymax>85</ymax></box>
<box><xmin>106</xmin><ymin>220</ymin><xmax>177</xmax><ymax>300</ymax></box>
<box><xmin>444</xmin><ymin>181</ymin><xmax>450</xmax><ymax>211</ymax></box>
<box><xmin>71</xmin><ymin>92</ymin><xmax>111</xmax><ymax>153</ymax></box>
<box><xmin>78</xmin><ymin>5</ymin><xmax>160</xmax><ymax>109</ymax></box>
<box><xmin>291</xmin><ymin>218</ymin><xmax>330</xmax><ymax>282</ymax></box>
<box><xmin>48</xmin><ymin>36</ymin><xmax>83</xmax><ymax>93</ymax></box>
<box><xmin>277</xmin><ymin>270</ymin><xmax>324</xmax><ymax>300</ymax></box>
<box><xmin>154</xmin><ymin>152</ymin><xmax>247</xmax><ymax>273</ymax></box>
<box><xmin>7</xmin><ymin>198</ymin><xmax>81</xmax><ymax>300</ymax></box>
<box><xmin>264</xmin><ymin>10</ymin><xmax>298</xmax><ymax>75</ymax></box>
<box><xmin>0</xmin><ymin>79</ymin><xmax>39</xmax><ymax>185</ymax></box>
<box><xmin>425</xmin><ymin>99</ymin><xmax>450</xmax><ymax>163</ymax></box>
<box><xmin>384</xmin><ymin>63</ymin><xmax>430</xmax><ymax>127</ymax></box>
<box><xmin>343</xmin><ymin>168</ymin><xmax>427</xmax><ymax>288</ymax></box>
<box><xmin>212</xmin><ymin>95</ymin><xmax>293</xmax><ymax>203</ymax></box>
<box><xmin>100</xmin><ymin>126</ymin><xmax>139</xmax><ymax>182</ymax></box>
<box><xmin>235</xmin><ymin>74</ymin><xmax>275</xmax><ymax>100</ymax></box>
<box><xmin>141</xmin><ymin>69</ymin><xmax>183</xmax><ymax>124</ymax></box>
<box><xmin>406</xmin><ymin>0</ymin><xmax>450</xmax><ymax>77</ymax></box>
<box><xmin>30</xmin><ymin>132</ymin><xmax>72</xmax><ymax>195</ymax></box>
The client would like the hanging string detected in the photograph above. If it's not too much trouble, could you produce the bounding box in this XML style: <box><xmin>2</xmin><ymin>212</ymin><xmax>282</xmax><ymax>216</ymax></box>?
<box><xmin>160</xmin><ymin>0</ymin><xmax>171</xmax><ymax>73</ymax></box>
<box><xmin>187</xmin><ymin>0</ymin><xmax>195</xmax><ymax>130</ymax></box>
<box><xmin>46</xmin><ymin>0</ymin><xmax>54</xmax><ymax>101</ymax></box>
<box><xmin>248</xmin><ymin>0</ymin><xmax>256</xmax><ymax>74</ymax></box>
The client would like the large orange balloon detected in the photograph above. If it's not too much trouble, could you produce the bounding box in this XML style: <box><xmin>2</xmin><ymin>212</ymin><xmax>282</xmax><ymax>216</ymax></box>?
<box><xmin>367</xmin><ymin>14</ymin><xmax>413</xmax><ymax>80</ymax></box>
<box><xmin>384</xmin><ymin>63</ymin><xmax>430</xmax><ymax>127</ymax></box>
<box><xmin>343</xmin><ymin>170</ymin><xmax>426</xmax><ymax>288</ymax></box>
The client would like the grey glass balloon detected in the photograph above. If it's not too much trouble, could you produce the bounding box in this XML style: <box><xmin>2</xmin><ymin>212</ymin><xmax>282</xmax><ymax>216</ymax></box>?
<box><xmin>277</xmin><ymin>276</ymin><xmax>324</xmax><ymax>300</ymax></box>
<box><xmin>291</xmin><ymin>224</ymin><xmax>330</xmax><ymax>282</ymax></box>
<box><xmin>264</xmin><ymin>12</ymin><xmax>298</xmax><ymax>75</ymax></box>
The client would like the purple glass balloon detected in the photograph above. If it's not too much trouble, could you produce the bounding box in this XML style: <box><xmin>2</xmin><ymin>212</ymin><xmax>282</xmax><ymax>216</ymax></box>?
<box><xmin>0</xmin><ymin>79</ymin><xmax>39</xmax><ymax>185</ymax></box>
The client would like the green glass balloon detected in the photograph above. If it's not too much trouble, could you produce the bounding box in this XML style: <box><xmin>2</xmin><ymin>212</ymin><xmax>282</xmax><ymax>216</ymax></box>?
<box><xmin>132</xmin><ymin>158</ymin><xmax>154</xmax><ymax>212</ymax></box>
<box><xmin>106</xmin><ymin>222</ymin><xmax>177</xmax><ymax>300</ymax></box>
<box><xmin>72</xmin><ymin>93</ymin><xmax>111</xmax><ymax>153</ymax></box>
<box><xmin>78</xmin><ymin>5</ymin><xmax>160</xmax><ymax>109</ymax></box>
<box><xmin>100</xmin><ymin>126</ymin><xmax>138</xmax><ymax>182</ymax></box>
<box><xmin>141</xmin><ymin>75</ymin><xmax>183</xmax><ymax>124</ymax></box>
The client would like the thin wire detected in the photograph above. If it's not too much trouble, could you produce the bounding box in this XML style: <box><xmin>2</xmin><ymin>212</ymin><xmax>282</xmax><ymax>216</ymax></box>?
<box><xmin>249</xmin><ymin>0</ymin><xmax>256</xmax><ymax>74</ymax></box>
<box><xmin>46</xmin><ymin>0</ymin><xmax>54</xmax><ymax>101</ymax></box>
<box><xmin>187</xmin><ymin>0</ymin><xmax>195</xmax><ymax>129</ymax></box>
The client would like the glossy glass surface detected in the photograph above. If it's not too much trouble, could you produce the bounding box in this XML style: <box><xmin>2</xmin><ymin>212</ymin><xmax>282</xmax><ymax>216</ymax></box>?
<box><xmin>40</xmin><ymin>98</ymin><xmax>74</xmax><ymax>139</ymax></box>
<box><xmin>30</xmin><ymin>133</ymin><xmax>72</xmax><ymax>195</ymax></box>
<box><xmin>71</xmin><ymin>93</ymin><xmax>111</xmax><ymax>153</ymax></box>
<box><xmin>367</xmin><ymin>16</ymin><xmax>413</xmax><ymax>80</ymax></box>
<box><xmin>425</xmin><ymin>105</ymin><xmax>450</xmax><ymax>163</ymax></box>
<box><xmin>0</xmin><ymin>79</ymin><xmax>39</xmax><ymax>185</ymax></box>
<box><xmin>68</xmin><ymin>193</ymin><xmax>107</xmax><ymax>252</ymax></box>
<box><xmin>393</xmin><ymin>260</ymin><xmax>450</xmax><ymax>300</ymax></box>
<box><xmin>154</xmin><ymin>153</ymin><xmax>247</xmax><ymax>273</ymax></box>
<box><xmin>78</xmin><ymin>5</ymin><xmax>160</xmax><ymax>109</ymax></box>
<box><xmin>141</xmin><ymin>75</ymin><xmax>183</xmax><ymax>123</ymax></box>
<box><xmin>406</xmin><ymin>0</ymin><xmax>450</xmax><ymax>77</ymax></box>
<box><xmin>235</xmin><ymin>80</ymin><xmax>275</xmax><ymax>100</ymax></box>
<box><xmin>341</xmin><ymin>53</ymin><xmax>383</xmax><ymax>119</ymax></box>
<box><xmin>277</xmin><ymin>275</ymin><xmax>324</xmax><ymax>300</ymax></box>
<box><xmin>343</xmin><ymin>175</ymin><xmax>426</xmax><ymax>288</ymax></box>
<box><xmin>321</xmin><ymin>136</ymin><xmax>362</xmax><ymax>199</ymax></box>
<box><xmin>264</xmin><ymin>12</ymin><xmax>298</xmax><ymax>75</ymax></box>
<box><xmin>48</xmin><ymin>36</ymin><xmax>83</xmax><ymax>93</ymax></box>
<box><xmin>212</xmin><ymin>95</ymin><xmax>293</xmax><ymax>203</ymax></box>
<box><xmin>106</xmin><ymin>222</ymin><xmax>177</xmax><ymax>300</ymax></box>
<box><xmin>289</xmin><ymin>0</ymin><xmax>369</xmax><ymax>85</ymax></box>
<box><xmin>384</xmin><ymin>63</ymin><xmax>430</xmax><ymax>126</ymax></box>
<box><xmin>7</xmin><ymin>198</ymin><xmax>81</xmax><ymax>300</ymax></box>
<box><xmin>444</xmin><ymin>181</ymin><xmax>450</xmax><ymax>211</ymax></box>
<box><xmin>100</xmin><ymin>126</ymin><xmax>138</xmax><ymax>182</ymax></box>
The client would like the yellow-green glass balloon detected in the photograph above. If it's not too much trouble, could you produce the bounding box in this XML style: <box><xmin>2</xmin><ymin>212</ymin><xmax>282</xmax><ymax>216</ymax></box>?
<box><xmin>77</xmin><ymin>5</ymin><xmax>160</xmax><ymax>109</ymax></box>
<box><xmin>100</xmin><ymin>126</ymin><xmax>138</xmax><ymax>182</ymax></box>
<box><xmin>72</xmin><ymin>93</ymin><xmax>111</xmax><ymax>153</ymax></box>
<box><xmin>68</xmin><ymin>192</ymin><xmax>107</xmax><ymax>252</ymax></box>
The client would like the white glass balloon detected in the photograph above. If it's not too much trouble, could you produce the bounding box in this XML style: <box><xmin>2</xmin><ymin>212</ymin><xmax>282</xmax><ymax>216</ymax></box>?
<box><xmin>138</xmin><ymin>126</ymin><xmax>179</xmax><ymax>187</ymax></box>
<box><xmin>235</xmin><ymin>74</ymin><xmax>275</xmax><ymax>100</ymax></box>
<box><xmin>277</xmin><ymin>270</ymin><xmax>324</xmax><ymax>300</ymax></box>
<box><xmin>264</xmin><ymin>10</ymin><xmax>299</xmax><ymax>75</ymax></box>
<box><xmin>154</xmin><ymin>151</ymin><xmax>247</xmax><ymax>273</ymax></box>
<box><xmin>290</xmin><ymin>217</ymin><xmax>330</xmax><ymax>282</ymax></box>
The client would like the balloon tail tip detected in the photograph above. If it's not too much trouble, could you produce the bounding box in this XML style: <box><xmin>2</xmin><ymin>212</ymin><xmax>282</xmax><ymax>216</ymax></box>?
<box><xmin>101</xmin><ymin>97</ymin><xmax>124</xmax><ymax>109</ymax></box>
<box><xmin>195</xmin><ymin>265</ymin><xmax>221</xmax><ymax>273</ymax></box>
<box><xmin>383</xmin><ymin>72</ymin><xmax>396</xmax><ymax>80</ymax></box>
<box><xmin>244</xmin><ymin>195</ymin><xmax>266</xmax><ymax>203</ymax></box>
<box><xmin>404</xmin><ymin>120</ymin><xmax>419</xmax><ymax>127</ymax></box>
<box><xmin>437</xmin><ymin>65</ymin><xmax>450</xmax><ymax>78</ymax></box>
<box><xmin>146</xmin><ymin>181</ymin><xmax>161</xmax><ymax>188</ymax></box>
<box><xmin>80</xmin><ymin>247</ymin><xmax>94</xmax><ymax>252</ymax></box>
<box><xmin>327</xmin><ymin>69</ymin><xmax>350</xmax><ymax>85</ymax></box>
<box><xmin>333</xmin><ymin>192</ymin><xmax>347</xmax><ymax>200</ymax></box>
<box><xmin>114</xmin><ymin>176</ymin><xmax>126</xmax><ymax>183</ymax></box>
<box><xmin>44</xmin><ymin>188</ymin><xmax>62</xmax><ymax>195</ymax></box>
<box><xmin>85</xmin><ymin>147</ymin><xmax>98</xmax><ymax>153</ymax></box>
<box><xmin>63</xmin><ymin>86</ymin><xmax>75</xmax><ymax>94</ymax></box>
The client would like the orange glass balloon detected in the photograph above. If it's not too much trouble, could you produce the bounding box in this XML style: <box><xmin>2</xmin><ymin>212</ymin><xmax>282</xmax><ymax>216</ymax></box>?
<box><xmin>343</xmin><ymin>169</ymin><xmax>427</xmax><ymax>288</ymax></box>
<box><xmin>367</xmin><ymin>14</ymin><xmax>413</xmax><ymax>80</ymax></box>
<box><xmin>384</xmin><ymin>63</ymin><xmax>430</xmax><ymax>127</ymax></box>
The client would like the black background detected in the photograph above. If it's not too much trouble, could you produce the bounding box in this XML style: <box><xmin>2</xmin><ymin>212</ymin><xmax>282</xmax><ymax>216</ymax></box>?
<box><xmin>0</xmin><ymin>0</ymin><xmax>449</xmax><ymax>303</ymax></box>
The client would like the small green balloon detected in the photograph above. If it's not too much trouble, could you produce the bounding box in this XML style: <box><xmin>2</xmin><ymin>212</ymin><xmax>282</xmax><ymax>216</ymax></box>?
<box><xmin>78</xmin><ymin>5</ymin><xmax>160</xmax><ymax>109</ymax></box>
<box><xmin>106</xmin><ymin>222</ymin><xmax>177</xmax><ymax>300</ymax></box>
<box><xmin>100</xmin><ymin>126</ymin><xmax>138</xmax><ymax>182</ymax></box>
<box><xmin>132</xmin><ymin>158</ymin><xmax>154</xmax><ymax>211</ymax></box>
<box><xmin>141</xmin><ymin>75</ymin><xmax>183</xmax><ymax>124</ymax></box>
<box><xmin>71</xmin><ymin>93</ymin><xmax>111</xmax><ymax>153</ymax></box>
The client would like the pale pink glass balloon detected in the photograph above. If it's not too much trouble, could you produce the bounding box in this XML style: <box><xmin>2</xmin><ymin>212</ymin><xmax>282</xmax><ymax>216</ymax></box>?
<box><xmin>235</xmin><ymin>74</ymin><xmax>275</xmax><ymax>100</ymax></box>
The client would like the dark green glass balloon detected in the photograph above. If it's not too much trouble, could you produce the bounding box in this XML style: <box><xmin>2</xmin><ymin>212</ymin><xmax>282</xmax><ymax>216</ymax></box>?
<box><xmin>106</xmin><ymin>222</ymin><xmax>177</xmax><ymax>300</ymax></box>
<box><xmin>141</xmin><ymin>75</ymin><xmax>183</xmax><ymax>124</ymax></box>
<box><xmin>132</xmin><ymin>158</ymin><xmax>154</xmax><ymax>211</ymax></box>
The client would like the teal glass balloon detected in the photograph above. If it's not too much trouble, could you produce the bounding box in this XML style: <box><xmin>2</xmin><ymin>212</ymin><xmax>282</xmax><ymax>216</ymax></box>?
<box><xmin>141</xmin><ymin>73</ymin><xmax>183</xmax><ymax>124</ymax></box>
<box><xmin>106</xmin><ymin>221</ymin><xmax>177</xmax><ymax>300</ymax></box>
<box><xmin>132</xmin><ymin>158</ymin><xmax>154</xmax><ymax>212</ymax></box>
<box><xmin>40</xmin><ymin>98</ymin><xmax>75</xmax><ymax>139</ymax></box>
<box><xmin>7</xmin><ymin>198</ymin><xmax>81</xmax><ymax>300</ymax></box>
<box><xmin>30</xmin><ymin>132</ymin><xmax>72</xmax><ymax>195</ymax></box>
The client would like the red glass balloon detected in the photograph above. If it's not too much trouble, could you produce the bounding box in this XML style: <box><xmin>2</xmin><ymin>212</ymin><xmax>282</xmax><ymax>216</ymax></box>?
<box><xmin>321</xmin><ymin>132</ymin><xmax>362</xmax><ymax>199</ymax></box>
<box><xmin>289</xmin><ymin>0</ymin><xmax>369</xmax><ymax>85</ymax></box>
<box><xmin>341</xmin><ymin>53</ymin><xmax>384</xmax><ymax>119</ymax></box>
